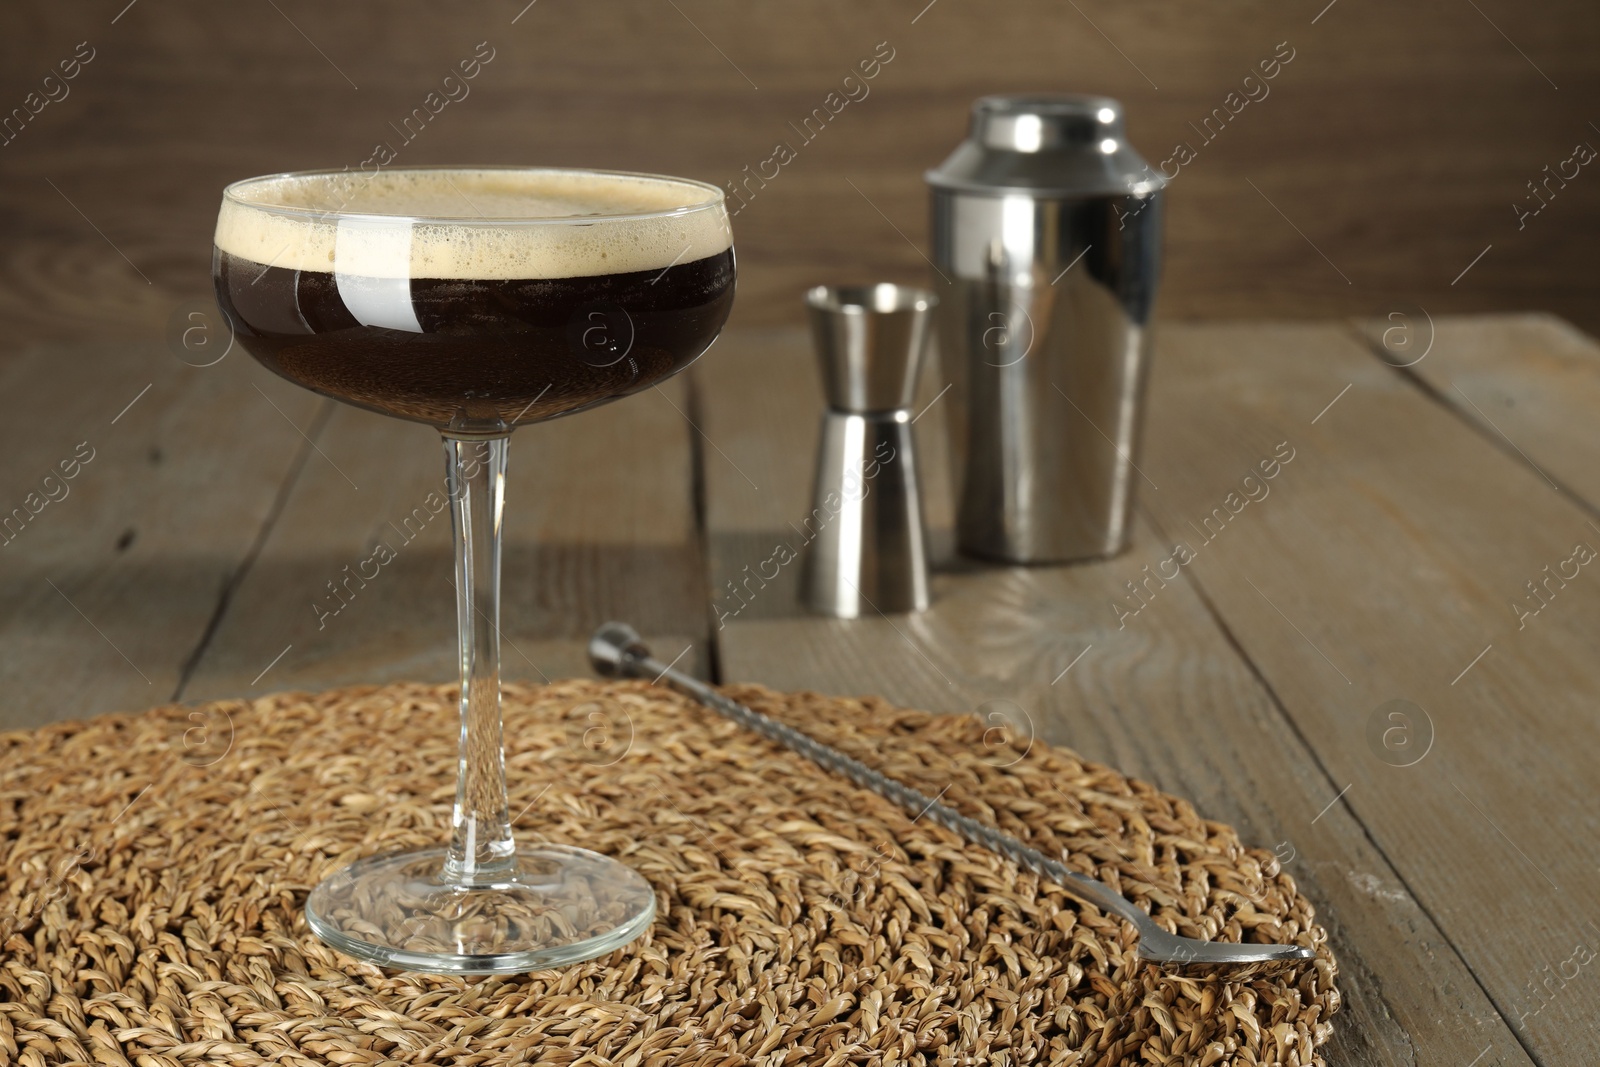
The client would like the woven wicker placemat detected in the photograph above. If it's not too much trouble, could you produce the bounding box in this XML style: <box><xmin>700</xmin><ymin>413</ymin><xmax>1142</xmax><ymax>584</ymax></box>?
<box><xmin>0</xmin><ymin>680</ymin><xmax>1338</xmax><ymax>1067</ymax></box>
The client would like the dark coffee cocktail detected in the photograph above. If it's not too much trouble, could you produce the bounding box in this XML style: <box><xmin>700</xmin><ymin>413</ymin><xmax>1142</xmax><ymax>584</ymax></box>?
<box><xmin>214</xmin><ymin>169</ymin><xmax>734</xmax><ymax>431</ymax></box>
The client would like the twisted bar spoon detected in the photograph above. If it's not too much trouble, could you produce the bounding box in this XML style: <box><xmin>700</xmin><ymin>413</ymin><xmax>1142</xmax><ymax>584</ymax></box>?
<box><xmin>589</xmin><ymin>622</ymin><xmax>1315</xmax><ymax>970</ymax></box>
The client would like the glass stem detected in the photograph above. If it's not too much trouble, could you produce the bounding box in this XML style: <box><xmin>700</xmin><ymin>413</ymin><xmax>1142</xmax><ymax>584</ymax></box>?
<box><xmin>442</xmin><ymin>434</ymin><xmax>517</xmax><ymax>884</ymax></box>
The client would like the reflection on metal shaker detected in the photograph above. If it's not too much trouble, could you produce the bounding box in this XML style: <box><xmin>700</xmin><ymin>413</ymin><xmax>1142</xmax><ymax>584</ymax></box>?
<box><xmin>926</xmin><ymin>94</ymin><xmax>1165</xmax><ymax>563</ymax></box>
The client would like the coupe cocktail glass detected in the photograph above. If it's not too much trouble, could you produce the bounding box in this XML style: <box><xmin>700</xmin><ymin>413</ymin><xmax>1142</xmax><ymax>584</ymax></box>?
<box><xmin>213</xmin><ymin>167</ymin><xmax>734</xmax><ymax>972</ymax></box>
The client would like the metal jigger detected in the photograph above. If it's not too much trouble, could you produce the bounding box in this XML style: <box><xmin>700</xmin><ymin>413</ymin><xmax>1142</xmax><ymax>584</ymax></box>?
<box><xmin>800</xmin><ymin>284</ymin><xmax>935</xmax><ymax>618</ymax></box>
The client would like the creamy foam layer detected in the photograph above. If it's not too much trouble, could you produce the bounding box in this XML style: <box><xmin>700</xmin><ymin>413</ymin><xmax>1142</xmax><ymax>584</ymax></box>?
<box><xmin>215</xmin><ymin>169</ymin><xmax>731</xmax><ymax>280</ymax></box>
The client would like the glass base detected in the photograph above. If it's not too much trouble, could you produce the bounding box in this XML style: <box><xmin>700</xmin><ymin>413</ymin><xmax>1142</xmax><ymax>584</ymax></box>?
<box><xmin>305</xmin><ymin>843</ymin><xmax>656</xmax><ymax>973</ymax></box>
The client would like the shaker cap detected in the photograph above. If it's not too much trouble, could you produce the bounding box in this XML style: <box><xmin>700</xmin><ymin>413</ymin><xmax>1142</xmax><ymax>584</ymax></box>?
<box><xmin>925</xmin><ymin>94</ymin><xmax>1165</xmax><ymax>198</ymax></box>
<box><xmin>805</xmin><ymin>284</ymin><xmax>935</xmax><ymax>413</ymax></box>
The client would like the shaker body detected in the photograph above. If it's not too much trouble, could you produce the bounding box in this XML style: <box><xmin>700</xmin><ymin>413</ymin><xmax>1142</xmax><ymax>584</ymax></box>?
<box><xmin>933</xmin><ymin>188</ymin><xmax>1161</xmax><ymax>562</ymax></box>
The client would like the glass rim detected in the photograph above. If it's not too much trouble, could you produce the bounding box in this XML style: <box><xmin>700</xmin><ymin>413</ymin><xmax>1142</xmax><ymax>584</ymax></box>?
<box><xmin>220</xmin><ymin>165</ymin><xmax>728</xmax><ymax>226</ymax></box>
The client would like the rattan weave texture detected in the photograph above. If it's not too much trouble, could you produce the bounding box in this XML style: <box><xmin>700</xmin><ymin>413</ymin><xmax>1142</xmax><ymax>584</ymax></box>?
<box><xmin>0</xmin><ymin>680</ymin><xmax>1337</xmax><ymax>1066</ymax></box>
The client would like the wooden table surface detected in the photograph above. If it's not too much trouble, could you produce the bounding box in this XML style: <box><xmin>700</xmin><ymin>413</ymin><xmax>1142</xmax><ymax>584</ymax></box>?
<box><xmin>3</xmin><ymin>312</ymin><xmax>1597</xmax><ymax>1064</ymax></box>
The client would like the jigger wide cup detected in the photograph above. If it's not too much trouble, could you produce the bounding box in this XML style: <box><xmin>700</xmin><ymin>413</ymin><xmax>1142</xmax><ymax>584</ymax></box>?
<box><xmin>927</xmin><ymin>94</ymin><xmax>1165</xmax><ymax>563</ymax></box>
<box><xmin>801</xmin><ymin>284</ymin><xmax>934</xmax><ymax>619</ymax></box>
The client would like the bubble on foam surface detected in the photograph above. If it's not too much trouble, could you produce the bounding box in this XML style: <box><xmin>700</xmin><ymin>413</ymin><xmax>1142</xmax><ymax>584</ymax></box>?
<box><xmin>214</xmin><ymin>169</ymin><xmax>731</xmax><ymax>280</ymax></box>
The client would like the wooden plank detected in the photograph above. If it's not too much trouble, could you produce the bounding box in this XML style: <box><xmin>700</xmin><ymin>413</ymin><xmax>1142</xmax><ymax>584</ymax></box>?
<box><xmin>1133</xmin><ymin>320</ymin><xmax>1600</xmax><ymax>1062</ymax></box>
<box><xmin>4</xmin><ymin>2</ymin><xmax>1600</xmax><ymax>330</ymax></box>
<box><xmin>696</xmin><ymin>325</ymin><xmax>1538</xmax><ymax>1067</ymax></box>
<box><xmin>0</xmin><ymin>341</ymin><xmax>321</xmax><ymax>729</ymax></box>
<box><xmin>1353</xmin><ymin>311</ymin><xmax>1600</xmax><ymax>510</ymax></box>
<box><xmin>182</xmin><ymin>376</ymin><xmax>708</xmax><ymax>700</ymax></box>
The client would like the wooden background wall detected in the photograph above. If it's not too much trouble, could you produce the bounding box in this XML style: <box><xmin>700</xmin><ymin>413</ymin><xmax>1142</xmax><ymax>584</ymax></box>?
<box><xmin>2</xmin><ymin>0</ymin><xmax>1597</xmax><ymax>342</ymax></box>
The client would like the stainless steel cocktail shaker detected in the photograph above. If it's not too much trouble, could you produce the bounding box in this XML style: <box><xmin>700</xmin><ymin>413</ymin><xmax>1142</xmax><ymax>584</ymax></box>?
<box><xmin>927</xmin><ymin>94</ymin><xmax>1165</xmax><ymax>563</ymax></box>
